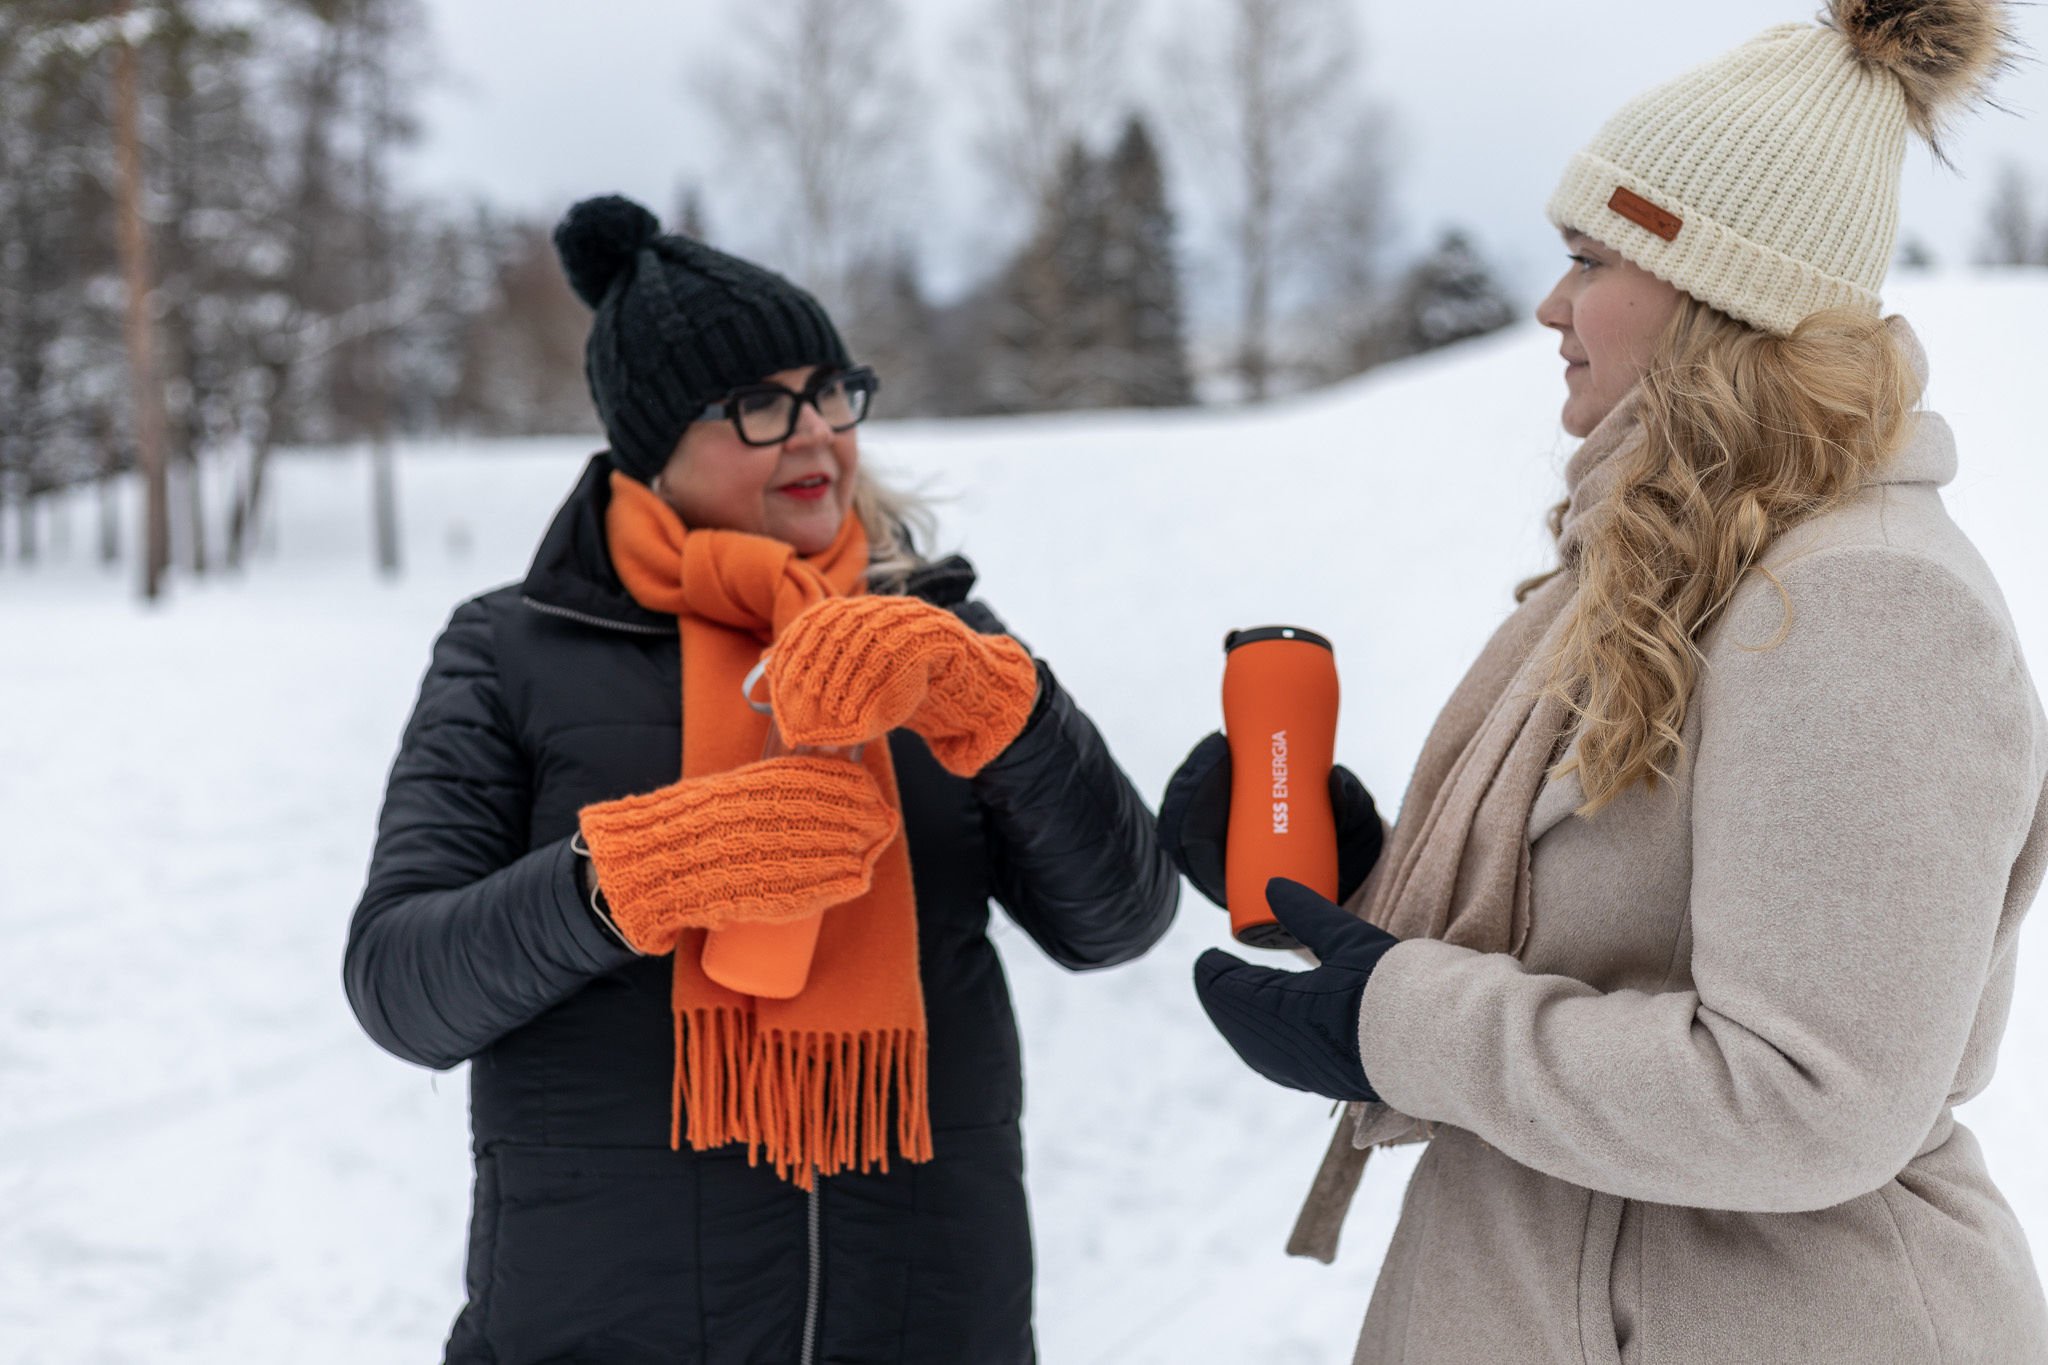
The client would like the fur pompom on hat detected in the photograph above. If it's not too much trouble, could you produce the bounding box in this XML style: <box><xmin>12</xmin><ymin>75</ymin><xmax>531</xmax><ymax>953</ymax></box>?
<box><xmin>1824</xmin><ymin>0</ymin><xmax>2017</xmax><ymax>156</ymax></box>
<box><xmin>1548</xmin><ymin>0</ymin><xmax>2017</xmax><ymax>336</ymax></box>
<box><xmin>552</xmin><ymin>195</ymin><xmax>851</xmax><ymax>482</ymax></box>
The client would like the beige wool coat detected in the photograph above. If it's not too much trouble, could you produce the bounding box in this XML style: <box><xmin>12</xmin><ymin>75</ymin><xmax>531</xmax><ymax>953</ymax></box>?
<box><xmin>1346</xmin><ymin>407</ymin><xmax>2048</xmax><ymax>1363</ymax></box>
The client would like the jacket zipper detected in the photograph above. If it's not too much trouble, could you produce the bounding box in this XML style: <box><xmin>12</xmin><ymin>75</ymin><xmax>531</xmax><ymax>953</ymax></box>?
<box><xmin>801</xmin><ymin>1182</ymin><xmax>823</xmax><ymax>1365</ymax></box>
<box><xmin>520</xmin><ymin>595</ymin><xmax>673</xmax><ymax>636</ymax></box>
<box><xmin>529</xmin><ymin>588</ymin><xmax>824</xmax><ymax>1358</ymax></box>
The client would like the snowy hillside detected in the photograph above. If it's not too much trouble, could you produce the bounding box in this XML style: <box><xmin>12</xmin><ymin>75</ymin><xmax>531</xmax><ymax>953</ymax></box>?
<box><xmin>4</xmin><ymin>272</ymin><xmax>2045</xmax><ymax>1362</ymax></box>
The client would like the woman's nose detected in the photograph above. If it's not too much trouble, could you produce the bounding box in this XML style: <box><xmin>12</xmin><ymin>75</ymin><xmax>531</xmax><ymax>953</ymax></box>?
<box><xmin>786</xmin><ymin>399</ymin><xmax>834</xmax><ymax>448</ymax></box>
<box><xmin>1534</xmin><ymin>277</ymin><xmax>1570</xmax><ymax>331</ymax></box>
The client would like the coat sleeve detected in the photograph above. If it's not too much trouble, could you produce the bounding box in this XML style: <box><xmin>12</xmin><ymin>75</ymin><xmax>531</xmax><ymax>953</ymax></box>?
<box><xmin>1353</xmin><ymin>547</ymin><xmax>2040</xmax><ymax>1212</ymax></box>
<box><xmin>956</xmin><ymin>601</ymin><xmax>1180</xmax><ymax>970</ymax></box>
<box><xmin>343</xmin><ymin>596</ymin><xmax>637</xmax><ymax>1070</ymax></box>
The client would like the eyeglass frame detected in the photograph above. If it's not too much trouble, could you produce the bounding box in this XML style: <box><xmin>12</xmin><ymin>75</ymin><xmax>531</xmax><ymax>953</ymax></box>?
<box><xmin>690</xmin><ymin>365</ymin><xmax>881</xmax><ymax>447</ymax></box>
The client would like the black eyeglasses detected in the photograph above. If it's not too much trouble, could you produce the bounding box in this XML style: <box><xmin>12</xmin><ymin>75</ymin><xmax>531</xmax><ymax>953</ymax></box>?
<box><xmin>694</xmin><ymin>367</ymin><xmax>880</xmax><ymax>447</ymax></box>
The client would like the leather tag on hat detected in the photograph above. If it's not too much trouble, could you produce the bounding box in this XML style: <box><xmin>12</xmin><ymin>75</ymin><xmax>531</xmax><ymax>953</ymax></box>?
<box><xmin>1608</xmin><ymin>187</ymin><xmax>1682</xmax><ymax>242</ymax></box>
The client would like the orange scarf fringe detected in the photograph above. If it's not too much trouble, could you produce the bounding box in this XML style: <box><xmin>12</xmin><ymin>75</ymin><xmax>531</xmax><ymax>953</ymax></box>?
<box><xmin>674</xmin><ymin>1013</ymin><xmax>933</xmax><ymax>1185</ymax></box>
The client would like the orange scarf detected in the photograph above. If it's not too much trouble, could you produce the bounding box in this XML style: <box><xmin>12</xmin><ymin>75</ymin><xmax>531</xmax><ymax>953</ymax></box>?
<box><xmin>604</xmin><ymin>471</ymin><xmax>932</xmax><ymax>1187</ymax></box>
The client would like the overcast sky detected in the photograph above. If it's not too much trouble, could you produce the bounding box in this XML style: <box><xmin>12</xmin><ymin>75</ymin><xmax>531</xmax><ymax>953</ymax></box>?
<box><xmin>397</xmin><ymin>0</ymin><xmax>2048</xmax><ymax>310</ymax></box>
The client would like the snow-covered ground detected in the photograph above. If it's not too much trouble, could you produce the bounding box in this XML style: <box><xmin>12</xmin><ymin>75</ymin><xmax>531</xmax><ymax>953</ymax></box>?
<box><xmin>4</xmin><ymin>272</ymin><xmax>2045</xmax><ymax>1363</ymax></box>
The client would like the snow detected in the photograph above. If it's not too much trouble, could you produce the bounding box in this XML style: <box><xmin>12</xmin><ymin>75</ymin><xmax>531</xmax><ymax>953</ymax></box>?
<box><xmin>4</xmin><ymin>270</ymin><xmax>2046</xmax><ymax>1362</ymax></box>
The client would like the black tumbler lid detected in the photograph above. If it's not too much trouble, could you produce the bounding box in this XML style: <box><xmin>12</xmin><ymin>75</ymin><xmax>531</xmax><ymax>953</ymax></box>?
<box><xmin>1224</xmin><ymin>625</ymin><xmax>1332</xmax><ymax>653</ymax></box>
<box><xmin>1235</xmin><ymin>920</ymin><xmax>1303</xmax><ymax>951</ymax></box>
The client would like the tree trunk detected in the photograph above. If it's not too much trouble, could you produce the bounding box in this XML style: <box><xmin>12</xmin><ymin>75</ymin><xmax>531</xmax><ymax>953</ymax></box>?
<box><xmin>99</xmin><ymin>452</ymin><xmax>122</xmax><ymax>566</ymax></box>
<box><xmin>370</xmin><ymin>434</ymin><xmax>399</xmax><ymax>574</ymax></box>
<box><xmin>1240</xmin><ymin>212</ymin><xmax>1272</xmax><ymax>402</ymax></box>
<box><xmin>362</xmin><ymin>28</ymin><xmax>400</xmax><ymax>578</ymax></box>
<box><xmin>16</xmin><ymin>491</ymin><xmax>35</xmax><ymax>564</ymax></box>
<box><xmin>113</xmin><ymin>1</ymin><xmax>173</xmax><ymax>601</ymax></box>
<box><xmin>181</xmin><ymin>448</ymin><xmax>208</xmax><ymax>574</ymax></box>
<box><xmin>223</xmin><ymin>13</ymin><xmax>343</xmax><ymax>572</ymax></box>
<box><xmin>227</xmin><ymin>353</ymin><xmax>294</xmax><ymax>570</ymax></box>
<box><xmin>224</xmin><ymin>454</ymin><xmax>260</xmax><ymax>569</ymax></box>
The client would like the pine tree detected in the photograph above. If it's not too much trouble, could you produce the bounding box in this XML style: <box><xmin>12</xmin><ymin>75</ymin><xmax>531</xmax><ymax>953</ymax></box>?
<box><xmin>1978</xmin><ymin>163</ymin><xmax>2042</xmax><ymax>267</ymax></box>
<box><xmin>1375</xmin><ymin>230</ymin><xmax>1518</xmax><ymax>363</ymax></box>
<box><xmin>979</xmin><ymin>124</ymin><xmax>1192</xmax><ymax>414</ymax></box>
<box><xmin>984</xmin><ymin>140</ymin><xmax>1102</xmax><ymax>412</ymax></box>
<box><xmin>844</xmin><ymin>243</ymin><xmax>938</xmax><ymax>417</ymax></box>
<box><xmin>1099</xmin><ymin>116</ymin><xmax>1192</xmax><ymax>408</ymax></box>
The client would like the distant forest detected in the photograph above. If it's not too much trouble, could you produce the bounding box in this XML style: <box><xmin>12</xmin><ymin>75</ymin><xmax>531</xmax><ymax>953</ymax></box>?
<box><xmin>3</xmin><ymin>0</ymin><xmax>2038</xmax><ymax>595</ymax></box>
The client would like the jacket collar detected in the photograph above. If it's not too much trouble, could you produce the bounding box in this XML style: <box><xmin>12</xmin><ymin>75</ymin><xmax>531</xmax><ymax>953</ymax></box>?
<box><xmin>1871</xmin><ymin>315</ymin><xmax>1956</xmax><ymax>490</ymax></box>
<box><xmin>1875</xmin><ymin>410</ymin><xmax>1957</xmax><ymax>489</ymax></box>
<box><xmin>520</xmin><ymin>454</ymin><xmax>677</xmax><ymax>634</ymax></box>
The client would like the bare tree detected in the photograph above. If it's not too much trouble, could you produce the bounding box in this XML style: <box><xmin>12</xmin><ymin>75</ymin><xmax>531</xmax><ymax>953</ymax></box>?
<box><xmin>451</xmin><ymin>218</ymin><xmax>596</xmax><ymax>436</ymax></box>
<box><xmin>1170</xmin><ymin>0</ymin><xmax>1380</xmax><ymax>400</ymax></box>
<box><xmin>3</xmin><ymin>0</ymin><xmax>515</xmax><ymax>591</ymax></box>
<box><xmin>960</xmin><ymin>0</ymin><xmax>1133</xmax><ymax>222</ymax></box>
<box><xmin>223</xmin><ymin>0</ymin><xmax>350</xmax><ymax>569</ymax></box>
<box><xmin>150</xmin><ymin>0</ymin><xmax>284</xmax><ymax>578</ymax></box>
<box><xmin>697</xmin><ymin>0</ymin><xmax>921</xmax><ymax>311</ymax></box>
<box><xmin>672</xmin><ymin>183</ymin><xmax>710</xmax><ymax>242</ymax></box>
<box><xmin>223</xmin><ymin>0</ymin><xmax>429</xmax><ymax>573</ymax></box>
<box><xmin>352</xmin><ymin>0</ymin><xmax>409</xmax><ymax>577</ymax></box>
<box><xmin>1297</xmin><ymin>107</ymin><xmax>1397</xmax><ymax>381</ymax></box>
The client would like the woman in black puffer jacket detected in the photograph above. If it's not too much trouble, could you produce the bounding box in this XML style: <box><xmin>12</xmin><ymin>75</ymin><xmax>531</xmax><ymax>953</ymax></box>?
<box><xmin>343</xmin><ymin>196</ymin><xmax>1177</xmax><ymax>1365</ymax></box>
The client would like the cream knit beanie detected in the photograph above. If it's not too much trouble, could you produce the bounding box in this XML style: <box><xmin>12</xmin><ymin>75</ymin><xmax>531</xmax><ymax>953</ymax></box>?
<box><xmin>1548</xmin><ymin>1</ymin><xmax>2015</xmax><ymax>336</ymax></box>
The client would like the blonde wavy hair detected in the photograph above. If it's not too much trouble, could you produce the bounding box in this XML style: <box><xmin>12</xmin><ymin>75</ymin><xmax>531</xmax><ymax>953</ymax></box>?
<box><xmin>852</xmin><ymin>464</ymin><xmax>941</xmax><ymax>592</ymax></box>
<box><xmin>1523</xmin><ymin>298</ymin><xmax>1923</xmax><ymax>815</ymax></box>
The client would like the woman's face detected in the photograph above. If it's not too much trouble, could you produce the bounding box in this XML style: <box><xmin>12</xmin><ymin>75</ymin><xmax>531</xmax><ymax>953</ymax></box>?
<box><xmin>1534</xmin><ymin>230</ymin><xmax>1683</xmax><ymax>437</ymax></box>
<box><xmin>654</xmin><ymin>365</ymin><xmax>860</xmax><ymax>555</ymax></box>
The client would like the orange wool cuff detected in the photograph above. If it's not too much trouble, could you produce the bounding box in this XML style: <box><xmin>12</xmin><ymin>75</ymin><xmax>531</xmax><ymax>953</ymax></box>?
<box><xmin>576</xmin><ymin>755</ymin><xmax>901</xmax><ymax>956</ymax></box>
<box><xmin>767</xmin><ymin>596</ymin><xmax>1041</xmax><ymax>778</ymax></box>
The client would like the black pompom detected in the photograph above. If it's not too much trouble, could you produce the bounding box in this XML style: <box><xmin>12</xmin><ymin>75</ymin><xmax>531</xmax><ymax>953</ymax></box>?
<box><xmin>553</xmin><ymin>195</ymin><xmax>660</xmax><ymax>309</ymax></box>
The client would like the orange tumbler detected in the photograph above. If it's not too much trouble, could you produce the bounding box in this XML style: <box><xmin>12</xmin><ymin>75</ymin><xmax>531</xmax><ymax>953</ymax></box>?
<box><xmin>1222</xmin><ymin>626</ymin><xmax>1340</xmax><ymax>949</ymax></box>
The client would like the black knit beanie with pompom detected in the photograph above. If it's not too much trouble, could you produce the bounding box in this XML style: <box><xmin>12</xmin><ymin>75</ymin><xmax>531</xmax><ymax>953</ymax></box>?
<box><xmin>552</xmin><ymin>195</ymin><xmax>851</xmax><ymax>482</ymax></box>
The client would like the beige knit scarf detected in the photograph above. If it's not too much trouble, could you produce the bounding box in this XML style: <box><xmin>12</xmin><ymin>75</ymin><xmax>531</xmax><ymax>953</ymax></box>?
<box><xmin>1287</xmin><ymin>394</ymin><xmax>1644</xmax><ymax>1262</ymax></box>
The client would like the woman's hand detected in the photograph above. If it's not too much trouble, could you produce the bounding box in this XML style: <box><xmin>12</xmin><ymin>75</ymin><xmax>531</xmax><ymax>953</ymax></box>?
<box><xmin>1193</xmin><ymin>878</ymin><xmax>1400</xmax><ymax>1102</ymax></box>
<box><xmin>576</xmin><ymin>755</ymin><xmax>900</xmax><ymax>955</ymax></box>
<box><xmin>766</xmin><ymin>596</ymin><xmax>1041</xmax><ymax>777</ymax></box>
<box><xmin>1157</xmin><ymin>732</ymin><xmax>1384</xmax><ymax>910</ymax></box>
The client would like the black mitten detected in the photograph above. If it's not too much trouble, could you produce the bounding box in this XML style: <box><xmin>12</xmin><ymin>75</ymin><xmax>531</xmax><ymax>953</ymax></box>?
<box><xmin>1157</xmin><ymin>732</ymin><xmax>1384</xmax><ymax>909</ymax></box>
<box><xmin>1193</xmin><ymin>878</ymin><xmax>1400</xmax><ymax>1102</ymax></box>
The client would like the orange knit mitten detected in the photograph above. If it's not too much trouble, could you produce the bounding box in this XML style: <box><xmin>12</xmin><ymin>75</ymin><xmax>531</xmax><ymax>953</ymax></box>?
<box><xmin>766</xmin><ymin>596</ymin><xmax>1040</xmax><ymax>778</ymax></box>
<box><xmin>576</xmin><ymin>755</ymin><xmax>900</xmax><ymax>956</ymax></box>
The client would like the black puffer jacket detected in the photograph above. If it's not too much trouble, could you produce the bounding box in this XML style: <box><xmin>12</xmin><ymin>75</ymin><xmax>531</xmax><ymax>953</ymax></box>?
<box><xmin>345</xmin><ymin>456</ymin><xmax>1178</xmax><ymax>1365</ymax></box>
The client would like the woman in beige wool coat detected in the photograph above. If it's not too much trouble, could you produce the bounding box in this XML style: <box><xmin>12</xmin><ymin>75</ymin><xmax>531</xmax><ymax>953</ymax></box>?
<box><xmin>1162</xmin><ymin>1</ymin><xmax>2048</xmax><ymax>1360</ymax></box>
